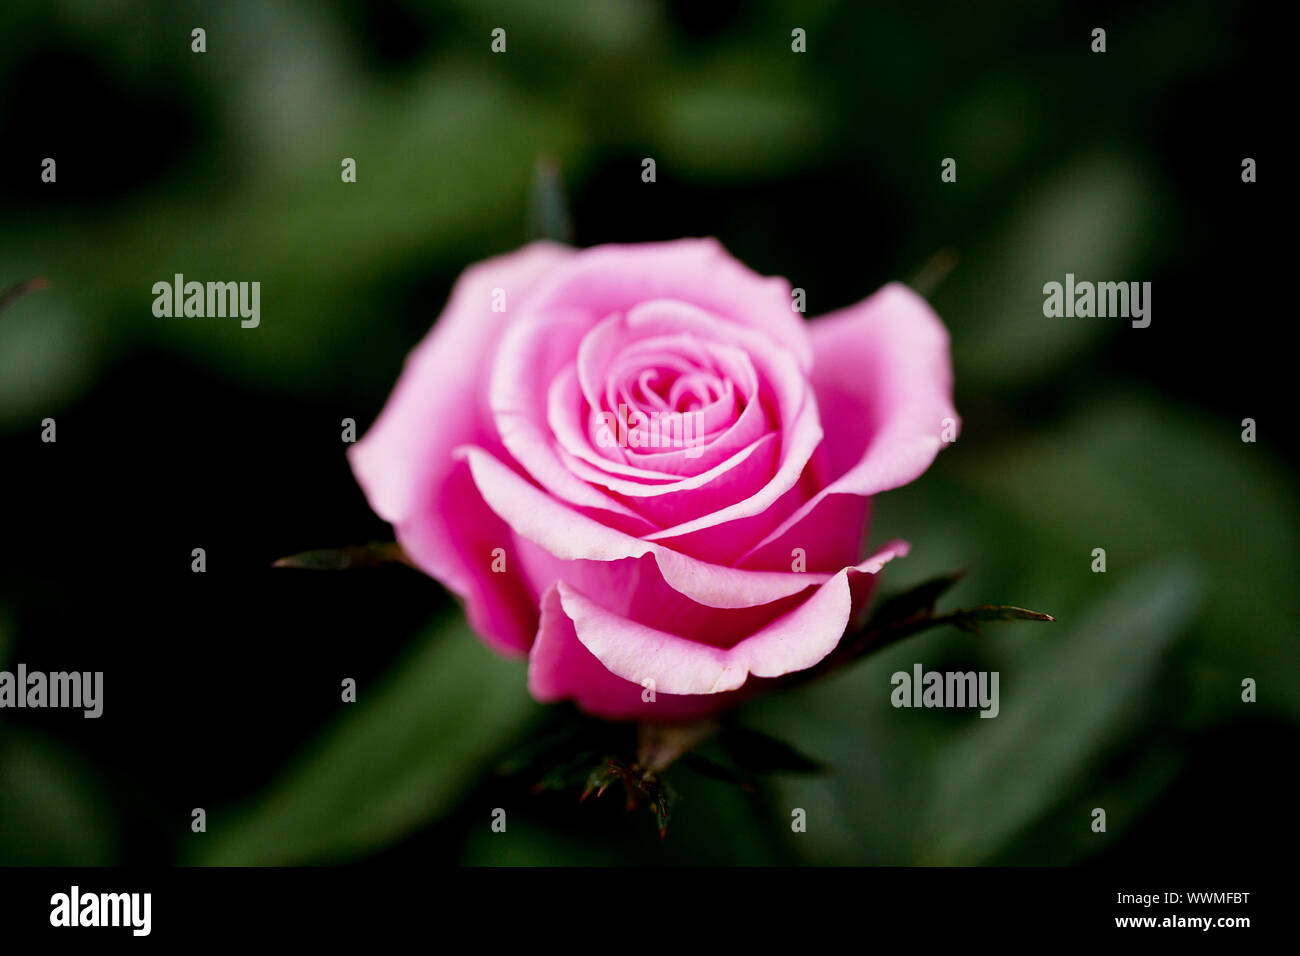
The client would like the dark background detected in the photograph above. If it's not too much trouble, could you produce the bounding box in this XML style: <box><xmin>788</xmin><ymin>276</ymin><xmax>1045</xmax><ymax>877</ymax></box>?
<box><xmin>1</xmin><ymin>0</ymin><xmax>1294</xmax><ymax>865</ymax></box>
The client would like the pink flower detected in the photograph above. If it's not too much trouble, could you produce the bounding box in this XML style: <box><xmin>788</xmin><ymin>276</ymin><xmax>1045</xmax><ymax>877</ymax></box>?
<box><xmin>350</xmin><ymin>239</ymin><xmax>957</xmax><ymax>721</ymax></box>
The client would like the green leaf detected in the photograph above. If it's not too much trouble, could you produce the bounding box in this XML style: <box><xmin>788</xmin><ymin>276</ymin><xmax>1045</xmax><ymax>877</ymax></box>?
<box><xmin>0</xmin><ymin>727</ymin><xmax>118</xmax><ymax>865</ymax></box>
<box><xmin>714</xmin><ymin>726</ymin><xmax>825</xmax><ymax>776</ymax></box>
<box><xmin>938</xmin><ymin>604</ymin><xmax>1056</xmax><ymax>635</ymax></box>
<box><xmin>680</xmin><ymin>752</ymin><xmax>756</xmax><ymax>790</ymax></box>
<box><xmin>954</xmin><ymin>394</ymin><xmax>1300</xmax><ymax>727</ymax></box>
<box><xmin>919</xmin><ymin>563</ymin><xmax>1202</xmax><ymax>863</ymax></box>
<box><xmin>749</xmin><ymin>564</ymin><xmax>1200</xmax><ymax>866</ymax></box>
<box><xmin>993</xmin><ymin>742</ymin><xmax>1184</xmax><ymax>865</ymax></box>
<box><xmin>271</xmin><ymin>542</ymin><xmax>410</xmax><ymax>571</ymax></box>
<box><xmin>190</xmin><ymin>615</ymin><xmax>541</xmax><ymax>865</ymax></box>
<box><xmin>944</xmin><ymin>605</ymin><xmax>1055</xmax><ymax>623</ymax></box>
<box><xmin>869</xmin><ymin>571</ymin><xmax>964</xmax><ymax>627</ymax></box>
<box><xmin>800</xmin><ymin>578</ymin><xmax>1054</xmax><ymax>680</ymax></box>
<box><xmin>526</xmin><ymin>750</ymin><xmax>602</xmax><ymax>794</ymax></box>
<box><xmin>0</xmin><ymin>278</ymin><xmax>99</xmax><ymax>430</ymax></box>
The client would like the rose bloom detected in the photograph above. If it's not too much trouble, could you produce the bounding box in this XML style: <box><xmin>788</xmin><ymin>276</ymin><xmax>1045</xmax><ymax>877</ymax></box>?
<box><xmin>350</xmin><ymin>240</ymin><xmax>957</xmax><ymax>721</ymax></box>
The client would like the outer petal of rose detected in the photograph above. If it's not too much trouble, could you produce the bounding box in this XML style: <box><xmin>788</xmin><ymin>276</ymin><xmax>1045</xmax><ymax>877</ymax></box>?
<box><xmin>808</xmin><ymin>282</ymin><xmax>957</xmax><ymax>492</ymax></box>
<box><xmin>348</xmin><ymin>241</ymin><xmax>573</xmax><ymax>653</ymax></box>
<box><xmin>455</xmin><ymin>444</ymin><xmax>848</xmax><ymax>608</ymax></box>
<box><xmin>511</xmin><ymin>539</ymin><xmax>810</xmax><ymax>647</ymax></box>
<box><xmin>737</xmin><ymin>282</ymin><xmax>958</xmax><ymax>566</ymax></box>
<box><xmin>528</xmin><ymin>586</ymin><xmax>729</xmax><ymax>722</ymax></box>
<box><xmin>526</xmin><ymin>542</ymin><xmax>906</xmax><ymax>719</ymax></box>
<box><xmin>557</xmin><ymin>542</ymin><xmax>905</xmax><ymax>695</ymax></box>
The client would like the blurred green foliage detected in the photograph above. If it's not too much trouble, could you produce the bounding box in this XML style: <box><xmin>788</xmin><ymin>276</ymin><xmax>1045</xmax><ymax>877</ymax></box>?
<box><xmin>192</xmin><ymin>616</ymin><xmax>542</xmax><ymax>865</ymax></box>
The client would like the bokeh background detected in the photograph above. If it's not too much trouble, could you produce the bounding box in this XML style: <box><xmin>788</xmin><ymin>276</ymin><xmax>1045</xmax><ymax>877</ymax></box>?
<box><xmin>1</xmin><ymin>0</ymin><xmax>1293</xmax><ymax>866</ymax></box>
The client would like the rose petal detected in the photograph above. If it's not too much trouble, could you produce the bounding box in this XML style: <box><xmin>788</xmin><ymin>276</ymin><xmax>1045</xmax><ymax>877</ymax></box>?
<box><xmin>455</xmin><ymin>444</ymin><xmax>854</xmax><ymax>609</ymax></box>
<box><xmin>522</xmin><ymin>238</ymin><xmax>813</xmax><ymax>371</ymax></box>
<box><xmin>527</xmin><ymin>541</ymin><xmax>906</xmax><ymax>716</ymax></box>
<box><xmin>349</xmin><ymin>241</ymin><xmax>573</xmax><ymax>652</ymax></box>
<box><xmin>528</xmin><ymin>586</ymin><xmax>727</xmax><ymax>721</ymax></box>
<box><xmin>737</xmin><ymin>283</ymin><xmax>958</xmax><ymax>566</ymax></box>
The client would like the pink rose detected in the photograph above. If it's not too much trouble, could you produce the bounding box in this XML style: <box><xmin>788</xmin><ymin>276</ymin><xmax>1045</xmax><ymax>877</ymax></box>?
<box><xmin>350</xmin><ymin>239</ymin><xmax>957</xmax><ymax>721</ymax></box>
